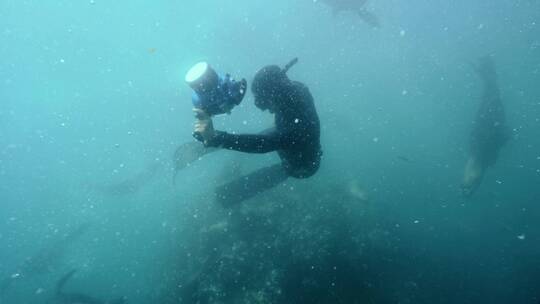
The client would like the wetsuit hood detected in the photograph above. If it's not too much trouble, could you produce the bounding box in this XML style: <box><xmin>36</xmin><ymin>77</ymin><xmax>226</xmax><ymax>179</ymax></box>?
<box><xmin>252</xmin><ymin>58</ymin><xmax>298</xmax><ymax>111</ymax></box>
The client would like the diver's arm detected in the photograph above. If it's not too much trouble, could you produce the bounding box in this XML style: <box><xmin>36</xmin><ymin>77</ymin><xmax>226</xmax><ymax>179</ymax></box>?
<box><xmin>193</xmin><ymin>109</ymin><xmax>284</xmax><ymax>153</ymax></box>
<box><xmin>205</xmin><ymin>131</ymin><xmax>283</xmax><ymax>153</ymax></box>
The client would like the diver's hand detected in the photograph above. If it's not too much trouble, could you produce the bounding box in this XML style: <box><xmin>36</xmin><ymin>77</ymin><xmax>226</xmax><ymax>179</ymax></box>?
<box><xmin>193</xmin><ymin>108</ymin><xmax>216</xmax><ymax>143</ymax></box>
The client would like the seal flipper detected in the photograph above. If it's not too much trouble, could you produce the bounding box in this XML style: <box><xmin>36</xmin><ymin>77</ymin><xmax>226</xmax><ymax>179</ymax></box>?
<box><xmin>172</xmin><ymin>141</ymin><xmax>217</xmax><ymax>184</ymax></box>
<box><xmin>357</xmin><ymin>9</ymin><xmax>381</xmax><ymax>28</ymax></box>
<box><xmin>56</xmin><ymin>269</ymin><xmax>77</xmax><ymax>296</ymax></box>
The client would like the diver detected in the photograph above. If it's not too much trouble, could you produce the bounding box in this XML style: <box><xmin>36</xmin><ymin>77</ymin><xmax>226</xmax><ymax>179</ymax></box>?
<box><xmin>182</xmin><ymin>58</ymin><xmax>322</xmax><ymax>206</ymax></box>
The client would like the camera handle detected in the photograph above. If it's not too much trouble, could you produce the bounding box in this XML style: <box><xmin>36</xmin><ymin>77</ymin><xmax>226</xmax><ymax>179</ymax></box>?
<box><xmin>192</xmin><ymin>108</ymin><xmax>210</xmax><ymax>143</ymax></box>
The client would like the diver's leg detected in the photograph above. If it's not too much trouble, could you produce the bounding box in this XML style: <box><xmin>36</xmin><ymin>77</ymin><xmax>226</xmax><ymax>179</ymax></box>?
<box><xmin>258</xmin><ymin>127</ymin><xmax>277</xmax><ymax>136</ymax></box>
<box><xmin>214</xmin><ymin>164</ymin><xmax>288</xmax><ymax>207</ymax></box>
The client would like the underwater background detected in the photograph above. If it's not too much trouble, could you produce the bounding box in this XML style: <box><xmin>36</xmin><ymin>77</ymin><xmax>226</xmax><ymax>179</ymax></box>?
<box><xmin>1</xmin><ymin>0</ymin><xmax>540</xmax><ymax>303</ymax></box>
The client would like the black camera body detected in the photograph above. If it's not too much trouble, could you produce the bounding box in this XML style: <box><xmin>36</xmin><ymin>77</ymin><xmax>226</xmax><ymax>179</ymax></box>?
<box><xmin>186</xmin><ymin>62</ymin><xmax>246</xmax><ymax>116</ymax></box>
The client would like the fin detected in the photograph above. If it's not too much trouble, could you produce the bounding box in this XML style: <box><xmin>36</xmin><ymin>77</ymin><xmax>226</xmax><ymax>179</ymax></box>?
<box><xmin>283</xmin><ymin>58</ymin><xmax>298</xmax><ymax>74</ymax></box>
<box><xmin>172</xmin><ymin>141</ymin><xmax>217</xmax><ymax>184</ymax></box>
<box><xmin>357</xmin><ymin>9</ymin><xmax>381</xmax><ymax>28</ymax></box>
<box><xmin>214</xmin><ymin>164</ymin><xmax>288</xmax><ymax>207</ymax></box>
<box><xmin>56</xmin><ymin>269</ymin><xmax>77</xmax><ymax>295</ymax></box>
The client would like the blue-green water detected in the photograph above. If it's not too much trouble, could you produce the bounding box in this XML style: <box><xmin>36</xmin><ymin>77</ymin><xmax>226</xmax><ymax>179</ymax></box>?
<box><xmin>1</xmin><ymin>0</ymin><xmax>539</xmax><ymax>303</ymax></box>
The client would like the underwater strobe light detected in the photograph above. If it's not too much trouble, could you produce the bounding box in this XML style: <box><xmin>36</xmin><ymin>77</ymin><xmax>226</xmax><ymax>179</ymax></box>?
<box><xmin>185</xmin><ymin>62</ymin><xmax>247</xmax><ymax>116</ymax></box>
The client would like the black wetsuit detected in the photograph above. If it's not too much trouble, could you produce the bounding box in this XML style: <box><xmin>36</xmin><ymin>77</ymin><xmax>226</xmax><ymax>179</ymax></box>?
<box><xmin>207</xmin><ymin>81</ymin><xmax>321</xmax><ymax>178</ymax></box>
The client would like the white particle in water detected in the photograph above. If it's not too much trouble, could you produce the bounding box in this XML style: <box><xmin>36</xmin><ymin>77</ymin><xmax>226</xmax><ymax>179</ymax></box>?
<box><xmin>517</xmin><ymin>234</ymin><xmax>525</xmax><ymax>240</ymax></box>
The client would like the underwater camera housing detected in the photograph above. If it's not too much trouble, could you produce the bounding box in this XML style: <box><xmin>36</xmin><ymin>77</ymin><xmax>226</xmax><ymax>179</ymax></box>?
<box><xmin>185</xmin><ymin>62</ymin><xmax>247</xmax><ymax>116</ymax></box>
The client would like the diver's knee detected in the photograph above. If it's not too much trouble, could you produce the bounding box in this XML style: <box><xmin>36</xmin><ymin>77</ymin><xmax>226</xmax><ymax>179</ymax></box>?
<box><xmin>287</xmin><ymin>163</ymin><xmax>320</xmax><ymax>179</ymax></box>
